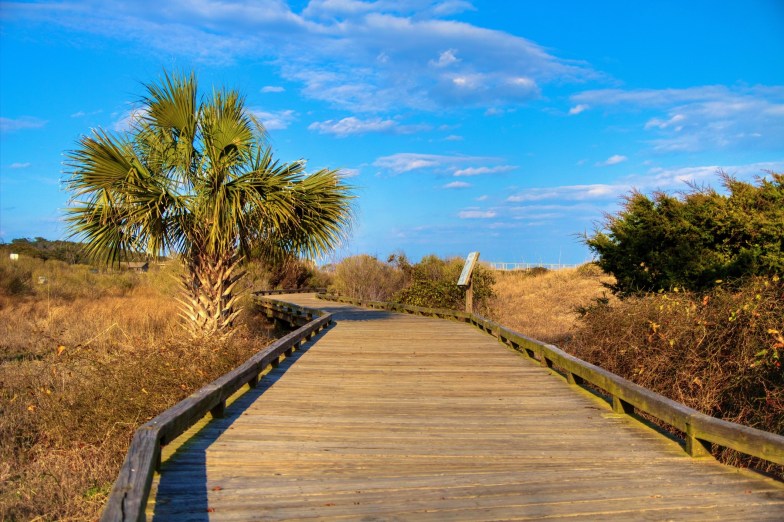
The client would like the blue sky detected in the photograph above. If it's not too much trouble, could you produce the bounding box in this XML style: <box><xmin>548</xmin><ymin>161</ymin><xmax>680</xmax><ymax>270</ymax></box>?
<box><xmin>1</xmin><ymin>1</ymin><xmax>783</xmax><ymax>264</ymax></box>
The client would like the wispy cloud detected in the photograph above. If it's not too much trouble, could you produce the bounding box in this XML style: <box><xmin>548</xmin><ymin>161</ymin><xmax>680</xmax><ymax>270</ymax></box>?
<box><xmin>261</xmin><ymin>85</ymin><xmax>285</xmax><ymax>93</ymax></box>
<box><xmin>9</xmin><ymin>162</ymin><xmax>31</xmax><ymax>169</ymax></box>
<box><xmin>597</xmin><ymin>154</ymin><xmax>627</xmax><ymax>166</ymax></box>
<box><xmin>568</xmin><ymin>104</ymin><xmax>588</xmax><ymax>115</ymax></box>
<box><xmin>453</xmin><ymin>165</ymin><xmax>516</xmax><ymax>176</ymax></box>
<box><xmin>443</xmin><ymin>181</ymin><xmax>471</xmax><ymax>189</ymax></box>
<box><xmin>572</xmin><ymin>85</ymin><xmax>784</xmax><ymax>152</ymax></box>
<box><xmin>308</xmin><ymin>116</ymin><xmax>428</xmax><ymax>136</ymax></box>
<box><xmin>251</xmin><ymin>109</ymin><xmax>296</xmax><ymax>130</ymax></box>
<box><xmin>505</xmin><ymin>160</ymin><xmax>784</xmax><ymax>205</ymax></box>
<box><xmin>373</xmin><ymin>152</ymin><xmax>501</xmax><ymax>175</ymax></box>
<box><xmin>507</xmin><ymin>184</ymin><xmax>626</xmax><ymax>203</ymax></box>
<box><xmin>0</xmin><ymin>116</ymin><xmax>47</xmax><ymax>133</ymax></box>
<box><xmin>339</xmin><ymin>168</ymin><xmax>360</xmax><ymax>178</ymax></box>
<box><xmin>459</xmin><ymin>208</ymin><xmax>497</xmax><ymax>219</ymax></box>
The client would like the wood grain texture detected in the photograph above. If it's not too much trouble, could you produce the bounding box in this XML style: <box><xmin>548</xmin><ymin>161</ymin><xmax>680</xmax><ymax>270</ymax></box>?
<box><xmin>148</xmin><ymin>294</ymin><xmax>784</xmax><ymax>520</ymax></box>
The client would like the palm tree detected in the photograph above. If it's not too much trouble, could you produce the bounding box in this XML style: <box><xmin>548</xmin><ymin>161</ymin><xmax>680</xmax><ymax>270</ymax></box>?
<box><xmin>65</xmin><ymin>71</ymin><xmax>353</xmax><ymax>337</ymax></box>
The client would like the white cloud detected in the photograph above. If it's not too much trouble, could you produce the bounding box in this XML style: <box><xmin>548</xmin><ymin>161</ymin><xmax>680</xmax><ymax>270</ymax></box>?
<box><xmin>572</xmin><ymin>85</ymin><xmax>784</xmax><ymax>152</ymax></box>
<box><xmin>373</xmin><ymin>152</ymin><xmax>500</xmax><ymax>175</ymax></box>
<box><xmin>0</xmin><ymin>116</ymin><xmax>47</xmax><ymax>133</ymax></box>
<box><xmin>459</xmin><ymin>208</ymin><xmax>497</xmax><ymax>219</ymax></box>
<box><xmin>251</xmin><ymin>109</ymin><xmax>296</xmax><ymax>130</ymax></box>
<box><xmin>597</xmin><ymin>154</ymin><xmax>628</xmax><ymax>166</ymax></box>
<box><xmin>10</xmin><ymin>162</ymin><xmax>31</xmax><ymax>169</ymax></box>
<box><xmin>444</xmin><ymin>134</ymin><xmax>463</xmax><ymax>141</ymax></box>
<box><xmin>453</xmin><ymin>165</ymin><xmax>516</xmax><ymax>176</ymax></box>
<box><xmin>507</xmin><ymin>183</ymin><xmax>626</xmax><ymax>203</ymax></box>
<box><xmin>443</xmin><ymin>181</ymin><xmax>470</xmax><ymax>189</ymax></box>
<box><xmin>644</xmin><ymin>113</ymin><xmax>685</xmax><ymax>130</ymax></box>
<box><xmin>261</xmin><ymin>85</ymin><xmax>285</xmax><ymax>93</ymax></box>
<box><xmin>432</xmin><ymin>1</ymin><xmax>476</xmax><ymax>16</ymax></box>
<box><xmin>7</xmin><ymin>1</ymin><xmax>596</xmax><ymax>112</ymax></box>
<box><xmin>308</xmin><ymin>116</ymin><xmax>430</xmax><ymax>136</ymax></box>
<box><xmin>339</xmin><ymin>168</ymin><xmax>360</xmax><ymax>178</ymax></box>
<box><xmin>568</xmin><ymin>104</ymin><xmax>588</xmax><ymax>115</ymax></box>
<box><xmin>373</xmin><ymin>153</ymin><xmax>455</xmax><ymax>174</ymax></box>
<box><xmin>430</xmin><ymin>49</ymin><xmax>460</xmax><ymax>68</ymax></box>
<box><xmin>504</xmin><ymin>160</ymin><xmax>784</xmax><ymax>205</ymax></box>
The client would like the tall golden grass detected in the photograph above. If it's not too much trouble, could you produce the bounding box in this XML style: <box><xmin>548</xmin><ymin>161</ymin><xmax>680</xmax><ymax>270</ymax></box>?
<box><xmin>0</xmin><ymin>256</ymin><xmax>273</xmax><ymax>521</ymax></box>
<box><xmin>486</xmin><ymin>264</ymin><xmax>615</xmax><ymax>344</ymax></box>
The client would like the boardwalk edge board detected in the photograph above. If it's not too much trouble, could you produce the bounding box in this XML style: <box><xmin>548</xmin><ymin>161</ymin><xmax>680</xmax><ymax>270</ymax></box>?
<box><xmin>100</xmin><ymin>293</ymin><xmax>331</xmax><ymax>522</ymax></box>
<box><xmin>315</xmin><ymin>292</ymin><xmax>784</xmax><ymax>467</ymax></box>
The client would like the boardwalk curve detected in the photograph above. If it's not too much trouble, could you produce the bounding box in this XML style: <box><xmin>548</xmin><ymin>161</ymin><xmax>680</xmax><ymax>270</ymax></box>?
<box><xmin>147</xmin><ymin>294</ymin><xmax>784</xmax><ymax>520</ymax></box>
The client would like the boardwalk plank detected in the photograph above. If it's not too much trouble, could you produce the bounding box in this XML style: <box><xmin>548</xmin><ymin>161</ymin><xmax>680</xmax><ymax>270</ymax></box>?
<box><xmin>148</xmin><ymin>294</ymin><xmax>784</xmax><ymax>520</ymax></box>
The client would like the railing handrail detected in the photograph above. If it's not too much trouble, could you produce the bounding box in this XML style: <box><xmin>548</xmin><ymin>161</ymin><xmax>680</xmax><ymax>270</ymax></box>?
<box><xmin>317</xmin><ymin>293</ymin><xmax>784</xmax><ymax>467</ymax></box>
<box><xmin>101</xmin><ymin>295</ymin><xmax>331</xmax><ymax>522</ymax></box>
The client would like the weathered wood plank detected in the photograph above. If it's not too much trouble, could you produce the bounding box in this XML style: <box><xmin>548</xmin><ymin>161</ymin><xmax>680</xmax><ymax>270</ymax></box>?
<box><xmin>147</xmin><ymin>294</ymin><xmax>784</xmax><ymax>520</ymax></box>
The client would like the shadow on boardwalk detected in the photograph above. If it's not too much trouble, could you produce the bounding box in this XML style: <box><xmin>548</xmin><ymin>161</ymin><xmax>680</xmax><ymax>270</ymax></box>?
<box><xmin>150</xmin><ymin>326</ymin><xmax>329</xmax><ymax>521</ymax></box>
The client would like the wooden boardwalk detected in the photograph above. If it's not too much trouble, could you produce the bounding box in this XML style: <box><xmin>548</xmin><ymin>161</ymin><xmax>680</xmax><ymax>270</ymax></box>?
<box><xmin>148</xmin><ymin>294</ymin><xmax>784</xmax><ymax>520</ymax></box>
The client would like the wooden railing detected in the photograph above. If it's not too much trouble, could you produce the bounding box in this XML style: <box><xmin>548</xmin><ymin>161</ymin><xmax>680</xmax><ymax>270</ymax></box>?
<box><xmin>318</xmin><ymin>293</ymin><xmax>784</xmax><ymax>467</ymax></box>
<box><xmin>100</xmin><ymin>298</ymin><xmax>332</xmax><ymax>522</ymax></box>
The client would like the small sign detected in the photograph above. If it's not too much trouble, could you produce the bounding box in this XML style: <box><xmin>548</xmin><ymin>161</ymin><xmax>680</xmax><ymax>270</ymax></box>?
<box><xmin>9</xmin><ymin>253</ymin><xmax>19</xmax><ymax>261</ymax></box>
<box><xmin>457</xmin><ymin>251</ymin><xmax>480</xmax><ymax>288</ymax></box>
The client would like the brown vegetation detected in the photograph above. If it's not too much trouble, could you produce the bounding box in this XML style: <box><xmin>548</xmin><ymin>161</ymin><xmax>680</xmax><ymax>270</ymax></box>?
<box><xmin>0</xmin><ymin>256</ymin><xmax>273</xmax><ymax>521</ymax></box>
<box><xmin>567</xmin><ymin>275</ymin><xmax>784</xmax><ymax>475</ymax></box>
<box><xmin>488</xmin><ymin>264</ymin><xmax>782</xmax><ymax>476</ymax></box>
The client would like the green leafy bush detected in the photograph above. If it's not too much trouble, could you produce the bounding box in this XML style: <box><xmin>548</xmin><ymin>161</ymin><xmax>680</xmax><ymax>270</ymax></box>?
<box><xmin>586</xmin><ymin>172</ymin><xmax>784</xmax><ymax>295</ymax></box>
<box><xmin>394</xmin><ymin>255</ymin><xmax>495</xmax><ymax>310</ymax></box>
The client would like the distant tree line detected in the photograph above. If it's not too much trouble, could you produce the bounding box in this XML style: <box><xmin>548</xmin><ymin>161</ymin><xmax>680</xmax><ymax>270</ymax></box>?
<box><xmin>1</xmin><ymin>238</ymin><xmax>90</xmax><ymax>264</ymax></box>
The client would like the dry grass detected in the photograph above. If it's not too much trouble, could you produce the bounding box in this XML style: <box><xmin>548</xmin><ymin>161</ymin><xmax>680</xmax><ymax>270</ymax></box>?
<box><xmin>485</xmin><ymin>264</ymin><xmax>615</xmax><ymax>344</ymax></box>
<box><xmin>0</xmin><ymin>256</ymin><xmax>273</xmax><ymax>521</ymax></box>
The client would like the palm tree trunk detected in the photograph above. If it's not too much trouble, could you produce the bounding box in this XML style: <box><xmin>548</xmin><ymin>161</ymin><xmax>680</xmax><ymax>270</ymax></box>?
<box><xmin>177</xmin><ymin>255</ymin><xmax>245</xmax><ymax>338</ymax></box>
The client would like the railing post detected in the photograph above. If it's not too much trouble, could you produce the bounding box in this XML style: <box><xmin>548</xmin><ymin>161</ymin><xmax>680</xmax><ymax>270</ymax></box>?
<box><xmin>686</xmin><ymin>420</ymin><xmax>713</xmax><ymax>458</ymax></box>
<box><xmin>210</xmin><ymin>400</ymin><xmax>226</xmax><ymax>419</ymax></box>
<box><xmin>612</xmin><ymin>395</ymin><xmax>634</xmax><ymax>415</ymax></box>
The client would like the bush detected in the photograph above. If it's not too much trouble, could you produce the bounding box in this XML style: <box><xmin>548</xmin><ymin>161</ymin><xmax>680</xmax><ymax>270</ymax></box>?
<box><xmin>586</xmin><ymin>172</ymin><xmax>784</xmax><ymax>295</ymax></box>
<box><xmin>242</xmin><ymin>257</ymin><xmax>332</xmax><ymax>292</ymax></box>
<box><xmin>566</xmin><ymin>276</ymin><xmax>783</xmax><ymax>475</ymax></box>
<box><xmin>394</xmin><ymin>255</ymin><xmax>495</xmax><ymax>310</ymax></box>
<box><xmin>330</xmin><ymin>254</ymin><xmax>407</xmax><ymax>301</ymax></box>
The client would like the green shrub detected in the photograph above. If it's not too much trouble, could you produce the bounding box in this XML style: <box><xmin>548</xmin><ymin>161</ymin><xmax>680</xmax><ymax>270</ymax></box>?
<box><xmin>394</xmin><ymin>255</ymin><xmax>495</xmax><ymax>310</ymax></box>
<box><xmin>586</xmin><ymin>172</ymin><xmax>784</xmax><ymax>296</ymax></box>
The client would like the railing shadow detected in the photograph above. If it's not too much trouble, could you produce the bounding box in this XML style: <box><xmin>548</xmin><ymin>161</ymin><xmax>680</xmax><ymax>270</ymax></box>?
<box><xmin>149</xmin><ymin>327</ymin><xmax>328</xmax><ymax>520</ymax></box>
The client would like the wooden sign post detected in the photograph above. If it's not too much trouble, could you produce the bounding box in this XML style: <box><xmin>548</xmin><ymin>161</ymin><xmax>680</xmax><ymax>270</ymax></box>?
<box><xmin>457</xmin><ymin>252</ymin><xmax>480</xmax><ymax>314</ymax></box>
